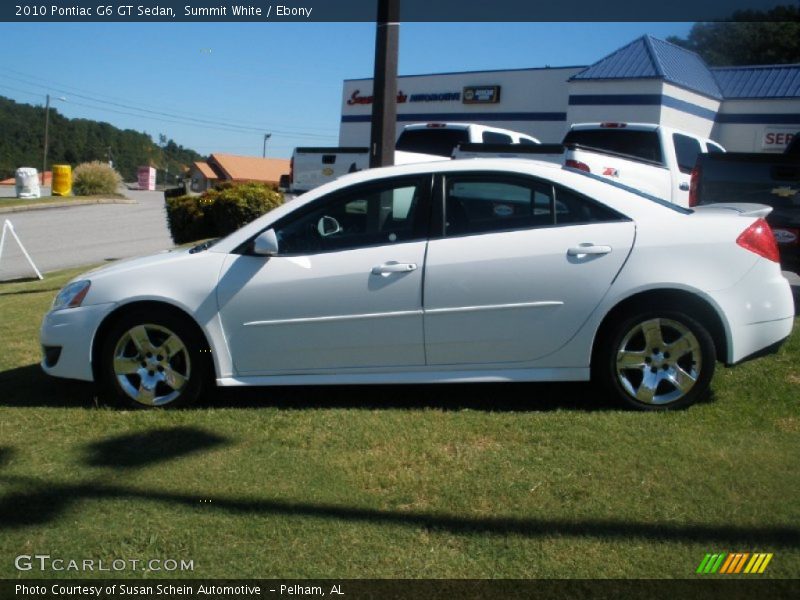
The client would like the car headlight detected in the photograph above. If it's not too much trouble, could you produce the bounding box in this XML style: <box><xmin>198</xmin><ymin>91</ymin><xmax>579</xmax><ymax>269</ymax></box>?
<box><xmin>52</xmin><ymin>280</ymin><xmax>92</xmax><ymax>311</ymax></box>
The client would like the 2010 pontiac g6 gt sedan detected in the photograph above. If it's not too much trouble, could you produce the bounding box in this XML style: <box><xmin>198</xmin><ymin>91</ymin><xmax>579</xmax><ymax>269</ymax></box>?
<box><xmin>41</xmin><ymin>159</ymin><xmax>795</xmax><ymax>410</ymax></box>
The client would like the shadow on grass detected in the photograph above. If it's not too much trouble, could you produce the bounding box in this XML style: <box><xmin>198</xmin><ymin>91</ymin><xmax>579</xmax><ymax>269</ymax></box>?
<box><xmin>0</xmin><ymin>364</ymin><xmax>95</xmax><ymax>408</ymax></box>
<box><xmin>0</xmin><ymin>473</ymin><xmax>795</xmax><ymax>547</ymax></box>
<box><xmin>85</xmin><ymin>427</ymin><xmax>229</xmax><ymax>469</ymax></box>
<box><xmin>0</xmin><ymin>362</ymin><xmax>721</xmax><ymax>413</ymax></box>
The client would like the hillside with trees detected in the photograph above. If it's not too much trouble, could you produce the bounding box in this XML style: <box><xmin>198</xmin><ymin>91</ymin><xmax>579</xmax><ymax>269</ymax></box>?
<box><xmin>0</xmin><ymin>95</ymin><xmax>203</xmax><ymax>182</ymax></box>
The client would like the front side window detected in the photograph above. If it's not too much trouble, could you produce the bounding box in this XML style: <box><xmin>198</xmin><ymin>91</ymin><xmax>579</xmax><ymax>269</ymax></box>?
<box><xmin>275</xmin><ymin>178</ymin><xmax>427</xmax><ymax>254</ymax></box>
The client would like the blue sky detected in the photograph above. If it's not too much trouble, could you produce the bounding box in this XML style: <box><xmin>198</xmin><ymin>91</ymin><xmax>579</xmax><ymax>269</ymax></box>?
<box><xmin>0</xmin><ymin>22</ymin><xmax>693</xmax><ymax>158</ymax></box>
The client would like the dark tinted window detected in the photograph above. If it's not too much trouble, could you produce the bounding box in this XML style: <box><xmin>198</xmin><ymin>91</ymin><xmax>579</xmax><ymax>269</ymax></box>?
<box><xmin>519</xmin><ymin>137</ymin><xmax>540</xmax><ymax>146</ymax></box>
<box><xmin>396</xmin><ymin>128</ymin><xmax>469</xmax><ymax>157</ymax></box>
<box><xmin>706</xmin><ymin>142</ymin><xmax>725</xmax><ymax>154</ymax></box>
<box><xmin>276</xmin><ymin>178</ymin><xmax>426</xmax><ymax>254</ymax></box>
<box><xmin>482</xmin><ymin>131</ymin><xmax>513</xmax><ymax>144</ymax></box>
<box><xmin>444</xmin><ymin>176</ymin><xmax>553</xmax><ymax>236</ymax></box>
<box><xmin>553</xmin><ymin>186</ymin><xmax>623</xmax><ymax>225</ymax></box>
<box><xmin>673</xmin><ymin>133</ymin><xmax>703</xmax><ymax>174</ymax></box>
<box><xmin>563</xmin><ymin>129</ymin><xmax>664</xmax><ymax>164</ymax></box>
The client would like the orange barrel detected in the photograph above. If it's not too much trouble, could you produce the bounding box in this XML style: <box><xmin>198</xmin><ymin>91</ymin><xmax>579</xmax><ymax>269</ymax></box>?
<box><xmin>51</xmin><ymin>164</ymin><xmax>72</xmax><ymax>196</ymax></box>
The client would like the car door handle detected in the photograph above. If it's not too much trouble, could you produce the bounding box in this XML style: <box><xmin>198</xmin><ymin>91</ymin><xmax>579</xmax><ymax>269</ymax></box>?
<box><xmin>371</xmin><ymin>262</ymin><xmax>418</xmax><ymax>275</ymax></box>
<box><xmin>679</xmin><ymin>182</ymin><xmax>690</xmax><ymax>191</ymax></box>
<box><xmin>567</xmin><ymin>244</ymin><xmax>612</xmax><ymax>256</ymax></box>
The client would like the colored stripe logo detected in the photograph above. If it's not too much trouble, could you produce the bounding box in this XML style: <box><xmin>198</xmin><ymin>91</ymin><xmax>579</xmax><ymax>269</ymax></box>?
<box><xmin>696</xmin><ymin>553</ymin><xmax>773</xmax><ymax>574</ymax></box>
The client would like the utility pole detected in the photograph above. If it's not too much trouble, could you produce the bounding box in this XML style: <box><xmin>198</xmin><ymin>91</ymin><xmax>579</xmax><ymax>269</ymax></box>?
<box><xmin>42</xmin><ymin>94</ymin><xmax>66</xmax><ymax>186</ymax></box>
<box><xmin>263</xmin><ymin>133</ymin><xmax>272</xmax><ymax>158</ymax></box>
<box><xmin>369</xmin><ymin>0</ymin><xmax>399</xmax><ymax>168</ymax></box>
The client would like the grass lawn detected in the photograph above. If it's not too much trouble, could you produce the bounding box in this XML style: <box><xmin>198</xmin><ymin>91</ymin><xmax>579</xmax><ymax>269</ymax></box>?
<box><xmin>0</xmin><ymin>266</ymin><xmax>798</xmax><ymax>579</ymax></box>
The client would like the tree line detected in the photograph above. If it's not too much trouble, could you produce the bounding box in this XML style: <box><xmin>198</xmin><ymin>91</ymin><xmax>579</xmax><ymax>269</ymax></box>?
<box><xmin>0</xmin><ymin>95</ymin><xmax>203</xmax><ymax>182</ymax></box>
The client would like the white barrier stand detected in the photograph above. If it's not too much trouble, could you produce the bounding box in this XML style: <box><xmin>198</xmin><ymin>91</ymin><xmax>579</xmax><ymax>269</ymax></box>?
<box><xmin>0</xmin><ymin>219</ymin><xmax>43</xmax><ymax>280</ymax></box>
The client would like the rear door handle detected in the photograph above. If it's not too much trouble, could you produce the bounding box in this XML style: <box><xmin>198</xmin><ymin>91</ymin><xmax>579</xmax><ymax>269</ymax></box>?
<box><xmin>371</xmin><ymin>262</ymin><xmax>418</xmax><ymax>276</ymax></box>
<box><xmin>567</xmin><ymin>244</ymin><xmax>612</xmax><ymax>256</ymax></box>
<box><xmin>679</xmin><ymin>182</ymin><xmax>690</xmax><ymax>191</ymax></box>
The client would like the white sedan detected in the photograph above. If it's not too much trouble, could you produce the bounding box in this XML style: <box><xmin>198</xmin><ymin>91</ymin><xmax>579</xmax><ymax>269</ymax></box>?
<box><xmin>41</xmin><ymin>159</ymin><xmax>795</xmax><ymax>410</ymax></box>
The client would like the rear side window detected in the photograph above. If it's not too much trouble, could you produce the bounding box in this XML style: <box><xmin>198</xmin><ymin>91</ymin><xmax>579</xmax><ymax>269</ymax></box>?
<box><xmin>482</xmin><ymin>131</ymin><xmax>513</xmax><ymax>144</ymax></box>
<box><xmin>563</xmin><ymin>129</ymin><xmax>664</xmax><ymax>164</ymax></box>
<box><xmin>706</xmin><ymin>142</ymin><xmax>725</xmax><ymax>154</ymax></box>
<box><xmin>443</xmin><ymin>174</ymin><xmax>624</xmax><ymax>237</ymax></box>
<box><xmin>396</xmin><ymin>128</ymin><xmax>469</xmax><ymax>157</ymax></box>
<box><xmin>673</xmin><ymin>133</ymin><xmax>703</xmax><ymax>174</ymax></box>
<box><xmin>519</xmin><ymin>137</ymin><xmax>539</xmax><ymax>146</ymax></box>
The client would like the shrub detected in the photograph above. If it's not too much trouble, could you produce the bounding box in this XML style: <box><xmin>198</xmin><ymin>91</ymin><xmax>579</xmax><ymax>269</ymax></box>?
<box><xmin>72</xmin><ymin>161</ymin><xmax>123</xmax><ymax>196</ymax></box>
<box><xmin>205</xmin><ymin>182</ymin><xmax>284</xmax><ymax>237</ymax></box>
<box><xmin>164</xmin><ymin>182</ymin><xmax>283</xmax><ymax>244</ymax></box>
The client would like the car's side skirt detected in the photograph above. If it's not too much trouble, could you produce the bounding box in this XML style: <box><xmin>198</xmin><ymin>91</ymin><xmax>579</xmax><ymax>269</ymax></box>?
<box><xmin>217</xmin><ymin>367</ymin><xmax>590</xmax><ymax>387</ymax></box>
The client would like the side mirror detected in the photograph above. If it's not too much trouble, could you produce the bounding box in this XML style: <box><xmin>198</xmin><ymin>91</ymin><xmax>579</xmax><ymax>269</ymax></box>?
<box><xmin>317</xmin><ymin>215</ymin><xmax>342</xmax><ymax>237</ymax></box>
<box><xmin>253</xmin><ymin>229</ymin><xmax>279</xmax><ymax>256</ymax></box>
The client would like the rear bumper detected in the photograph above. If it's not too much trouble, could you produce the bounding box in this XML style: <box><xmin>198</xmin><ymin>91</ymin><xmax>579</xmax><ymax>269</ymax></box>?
<box><xmin>712</xmin><ymin>262</ymin><xmax>795</xmax><ymax>364</ymax></box>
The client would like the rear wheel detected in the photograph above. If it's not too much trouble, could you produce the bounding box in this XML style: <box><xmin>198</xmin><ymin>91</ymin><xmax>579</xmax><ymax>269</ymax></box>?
<box><xmin>99</xmin><ymin>309</ymin><xmax>206</xmax><ymax>408</ymax></box>
<box><xmin>595</xmin><ymin>309</ymin><xmax>716</xmax><ymax>410</ymax></box>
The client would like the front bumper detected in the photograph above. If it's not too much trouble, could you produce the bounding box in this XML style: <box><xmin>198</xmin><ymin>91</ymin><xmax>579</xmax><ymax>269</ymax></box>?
<box><xmin>40</xmin><ymin>302</ymin><xmax>116</xmax><ymax>382</ymax></box>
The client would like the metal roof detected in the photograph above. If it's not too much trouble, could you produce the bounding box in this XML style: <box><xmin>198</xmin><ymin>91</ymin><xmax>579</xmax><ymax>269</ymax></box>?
<box><xmin>712</xmin><ymin>65</ymin><xmax>800</xmax><ymax>99</ymax></box>
<box><xmin>571</xmin><ymin>36</ymin><xmax>723</xmax><ymax>100</ymax></box>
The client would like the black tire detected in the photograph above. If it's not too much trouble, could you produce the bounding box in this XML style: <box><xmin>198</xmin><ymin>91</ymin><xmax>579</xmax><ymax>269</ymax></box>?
<box><xmin>594</xmin><ymin>308</ymin><xmax>716</xmax><ymax>411</ymax></box>
<box><xmin>98</xmin><ymin>308</ymin><xmax>207</xmax><ymax>408</ymax></box>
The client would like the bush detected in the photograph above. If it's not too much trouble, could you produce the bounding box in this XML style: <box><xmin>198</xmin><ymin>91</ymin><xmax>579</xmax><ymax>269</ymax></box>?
<box><xmin>72</xmin><ymin>161</ymin><xmax>123</xmax><ymax>196</ymax></box>
<box><xmin>206</xmin><ymin>182</ymin><xmax>284</xmax><ymax>237</ymax></box>
<box><xmin>164</xmin><ymin>182</ymin><xmax>283</xmax><ymax>244</ymax></box>
<box><xmin>165</xmin><ymin>195</ymin><xmax>214</xmax><ymax>244</ymax></box>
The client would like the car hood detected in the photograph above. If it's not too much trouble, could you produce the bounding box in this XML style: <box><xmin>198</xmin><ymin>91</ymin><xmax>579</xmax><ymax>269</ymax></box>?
<box><xmin>76</xmin><ymin>248</ymin><xmax>193</xmax><ymax>282</ymax></box>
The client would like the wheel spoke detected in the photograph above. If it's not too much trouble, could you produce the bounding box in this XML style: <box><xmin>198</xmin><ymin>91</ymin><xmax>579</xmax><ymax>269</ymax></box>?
<box><xmin>114</xmin><ymin>356</ymin><xmax>141</xmax><ymax>375</ymax></box>
<box><xmin>162</xmin><ymin>366</ymin><xmax>187</xmax><ymax>391</ymax></box>
<box><xmin>136</xmin><ymin>381</ymin><xmax>156</xmax><ymax>405</ymax></box>
<box><xmin>617</xmin><ymin>350</ymin><xmax>648</xmax><ymax>369</ymax></box>
<box><xmin>640</xmin><ymin>319</ymin><xmax>665</xmax><ymax>350</ymax></box>
<box><xmin>667</xmin><ymin>365</ymin><xmax>697</xmax><ymax>393</ymax></box>
<box><xmin>159</xmin><ymin>334</ymin><xmax>185</xmax><ymax>359</ymax></box>
<box><xmin>128</xmin><ymin>325</ymin><xmax>153</xmax><ymax>354</ymax></box>
<box><xmin>635</xmin><ymin>372</ymin><xmax>658</xmax><ymax>403</ymax></box>
<box><xmin>666</xmin><ymin>334</ymin><xmax>698</xmax><ymax>360</ymax></box>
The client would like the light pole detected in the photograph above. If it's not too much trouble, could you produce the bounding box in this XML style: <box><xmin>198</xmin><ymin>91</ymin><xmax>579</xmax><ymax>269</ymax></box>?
<box><xmin>262</xmin><ymin>133</ymin><xmax>272</xmax><ymax>158</ymax></box>
<box><xmin>42</xmin><ymin>94</ymin><xmax>66</xmax><ymax>186</ymax></box>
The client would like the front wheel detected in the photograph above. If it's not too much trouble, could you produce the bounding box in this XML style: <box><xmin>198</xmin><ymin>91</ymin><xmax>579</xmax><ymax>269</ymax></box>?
<box><xmin>595</xmin><ymin>310</ymin><xmax>716</xmax><ymax>410</ymax></box>
<box><xmin>99</xmin><ymin>309</ymin><xmax>206</xmax><ymax>408</ymax></box>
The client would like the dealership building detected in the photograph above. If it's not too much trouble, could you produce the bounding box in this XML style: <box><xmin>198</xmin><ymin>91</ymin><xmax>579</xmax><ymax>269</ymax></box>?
<box><xmin>339</xmin><ymin>35</ymin><xmax>800</xmax><ymax>153</ymax></box>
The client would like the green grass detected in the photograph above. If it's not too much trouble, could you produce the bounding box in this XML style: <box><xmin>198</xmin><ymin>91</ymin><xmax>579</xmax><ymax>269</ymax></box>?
<box><xmin>0</xmin><ymin>267</ymin><xmax>798</xmax><ymax>579</ymax></box>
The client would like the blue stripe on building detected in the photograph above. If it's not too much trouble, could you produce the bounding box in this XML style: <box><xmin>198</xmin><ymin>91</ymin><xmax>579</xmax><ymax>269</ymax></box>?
<box><xmin>568</xmin><ymin>94</ymin><xmax>717</xmax><ymax>121</ymax></box>
<box><xmin>341</xmin><ymin>112</ymin><xmax>567</xmax><ymax>123</ymax></box>
<box><xmin>716</xmin><ymin>113</ymin><xmax>800</xmax><ymax>124</ymax></box>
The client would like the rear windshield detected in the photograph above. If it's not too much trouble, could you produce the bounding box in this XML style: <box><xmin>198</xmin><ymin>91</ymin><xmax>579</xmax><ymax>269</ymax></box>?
<box><xmin>563</xmin><ymin>129</ymin><xmax>664</xmax><ymax>164</ymax></box>
<box><xmin>396</xmin><ymin>128</ymin><xmax>470</xmax><ymax>157</ymax></box>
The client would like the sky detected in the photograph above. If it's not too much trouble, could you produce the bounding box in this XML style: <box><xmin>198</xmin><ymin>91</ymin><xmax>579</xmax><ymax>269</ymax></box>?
<box><xmin>0</xmin><ymin>22</ymin><xmax>694</xmax><ymax>159</ymax></box>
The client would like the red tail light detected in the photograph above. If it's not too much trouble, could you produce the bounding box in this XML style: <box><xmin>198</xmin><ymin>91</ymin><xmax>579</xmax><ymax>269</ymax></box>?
<box><xmin>736</xmin><ymin>218</ymin><xmax>780</xmax><ymax>263</ymax></box>
<box><xmin>600</xmin><ymin>122</ymin><xmax>627</xmax><ymax>128</ymax></box>
<box><xmin>566</xmin><ymin>159</ymin><xmax>590</xmax><ymax>172</ymax></box>
<box><xmin>688</xmin><ymin>164</ymin><xmax>700</xmax><ymax>207</ymax></box>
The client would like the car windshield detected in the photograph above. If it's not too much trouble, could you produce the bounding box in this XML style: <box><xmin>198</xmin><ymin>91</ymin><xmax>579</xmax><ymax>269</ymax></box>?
<box><xmin>567</xmin><ymin>168</ymin><xmax>692</xmax><ymax>214</ymax></box>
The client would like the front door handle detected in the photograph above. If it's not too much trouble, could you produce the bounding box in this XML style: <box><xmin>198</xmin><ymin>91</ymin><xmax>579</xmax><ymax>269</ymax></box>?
<box><xmin>371</xmin><ymin>262</ymin><xmax>418</xmax><ymax>276</ymax></box>
<box><xmin>567</xmin><ymin>244</ymin><xmax>612</xmax><ymax>257</ymax></box>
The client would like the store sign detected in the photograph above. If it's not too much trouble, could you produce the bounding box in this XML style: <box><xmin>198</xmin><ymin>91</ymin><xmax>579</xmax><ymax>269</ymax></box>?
<box><xmin>761</xmin><ymin>127</ymin><xmax>796</xmax><ymax>151</ymax></box>
<box><xmin>463</xmin><ymin>85</ymin><xmax>501</xmax><ymax>104</ymax></box>
<box><xmin>346</xmin><ymin>89</ymin><xmax>461</xmax><ymax>106</ymax></box>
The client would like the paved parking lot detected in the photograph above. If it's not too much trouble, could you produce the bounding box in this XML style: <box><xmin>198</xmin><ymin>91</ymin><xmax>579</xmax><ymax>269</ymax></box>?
<box><xmin>0</xmin><ymin>189</ymin><xmax>173</xmax><ymax>281</ymax></box>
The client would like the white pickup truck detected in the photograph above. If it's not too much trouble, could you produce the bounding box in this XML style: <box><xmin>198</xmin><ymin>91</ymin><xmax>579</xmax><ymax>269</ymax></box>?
<box><xmin>560</xmin><ymin>123</ymin><xmax>725</xmax><ymax>207</ymax></box>
<box><xmin>288</xmin><ymin>123</ymin><xmax>541</xmax><ymax>193</ymax></box>
<box><xmin>454</xmin><ymin>122</ymin><xmax>725</xmax><ymax>207</ymax></box>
